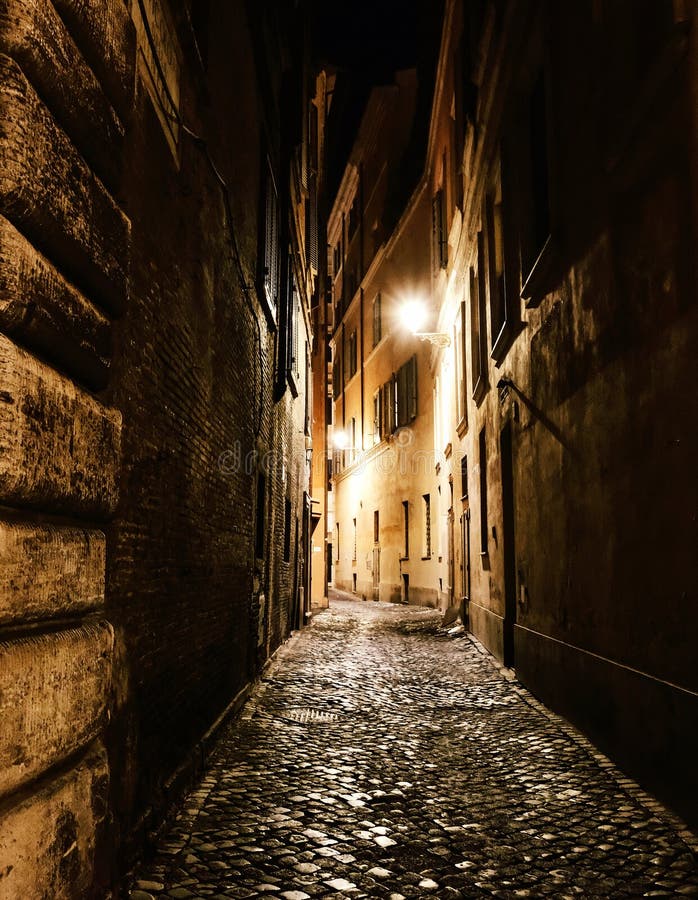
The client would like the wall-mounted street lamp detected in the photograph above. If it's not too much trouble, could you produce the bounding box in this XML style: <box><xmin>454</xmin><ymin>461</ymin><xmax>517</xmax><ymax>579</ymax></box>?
<box><xmin>400</xmin><ymin>298</ymin><xmax>451</xmax><ymax>348</ymax></box>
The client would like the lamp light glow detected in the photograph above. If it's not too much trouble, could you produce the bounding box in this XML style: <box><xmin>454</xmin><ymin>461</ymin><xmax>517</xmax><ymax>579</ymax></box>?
<box><xmin>333</xmin><ymin>430</ymin><xmax>349</xmax><ymax>450</ymax></box>
<box><xmin>400</xmin><ymin>298</ymin><xmax>428</xmax><ymax>334</ymax></box>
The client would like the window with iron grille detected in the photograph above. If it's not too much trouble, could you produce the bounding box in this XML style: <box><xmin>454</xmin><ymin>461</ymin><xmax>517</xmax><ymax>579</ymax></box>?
<box><xmin>352</xmin><ymin>517</ymin><xmax>357</xmax><ymax>561</ymax></box>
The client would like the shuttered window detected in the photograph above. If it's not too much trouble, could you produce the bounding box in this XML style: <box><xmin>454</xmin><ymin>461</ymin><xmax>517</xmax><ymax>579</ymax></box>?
<box><xmin>263</xmin><ymin>163</ymin><xmax>279</xmax><ymax>313</ymax></box>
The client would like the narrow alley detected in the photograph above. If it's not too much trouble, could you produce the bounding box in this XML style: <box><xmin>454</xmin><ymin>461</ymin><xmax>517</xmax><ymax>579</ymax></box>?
<box><xmin>126</xmin><ymin>598</ymin><xmax>698</xmax><ymax>900</ymax></box>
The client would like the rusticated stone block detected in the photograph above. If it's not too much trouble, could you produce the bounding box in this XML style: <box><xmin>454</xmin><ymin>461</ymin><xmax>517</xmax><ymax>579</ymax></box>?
<box><xmin>0</xmin><ymin>622</ymin><xmax>112</xmax><ymax>798</ymax></box>
<box><xmin>0</xmin><ymin>742</ymin><xmax>108</xmax><ymax>899</ymax></box>
<box><xmin>0</xmin><ymin>521</ymin><xmax>105</xmax><ymax>626</ymax></box>
<box><xmin>0</xmin><ymin>335</ymin><xmax>120</xmax><ymax>517</ymax></box>
<box><xmin>0</xmin><ymin>54</ymin><xmax>130</xmax><ymax>314</ymax></box>
<box><xmin>0</xmin><ymin>0</ymin><xmax>124</xmax><ymax>189</ymax></box>
<box><xmin>0</xmin><ymin>215</ymin><xmax>110</xmax><ymax>389</ymax></box>
<box><xmin>51</xmin><ymin>0</ymin><xmax>136</xmax><ymax>120</ymax></box>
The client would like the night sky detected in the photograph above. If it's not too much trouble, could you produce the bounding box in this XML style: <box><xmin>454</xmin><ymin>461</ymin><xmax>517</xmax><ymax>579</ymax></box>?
<box><xmin>310</xmin><ymin>0</ymin><xmax>444</xmax><ymax>198</ymax></box>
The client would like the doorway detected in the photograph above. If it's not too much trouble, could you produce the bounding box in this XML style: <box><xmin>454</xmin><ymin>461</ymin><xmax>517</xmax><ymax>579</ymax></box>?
<box><xmin>402</xmin><ymin>573</ymin><xmax>409</xmax><ymax>604</ymax></box>
<box><xmin>500</xmin><ymin>420</ymin><xmax>517</xmax><ymax>667</ymax></box>
<box><xmin>460</xmin><ymin>508</ymin><xmax>470</xmax><ymax>625</ymax></box>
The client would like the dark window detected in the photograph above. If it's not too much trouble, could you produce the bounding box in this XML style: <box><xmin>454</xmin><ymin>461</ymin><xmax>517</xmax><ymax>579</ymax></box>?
<box><xmin>486</xmin><ymin>192</ymin><xmax>506</xmax><ymax>348</ymax></box>
<box><xmin>396</xmin><ymin>355</ymin><xmax>417</xmax><ymax>427</ymax></box>
<box><xmin>381</xmin><ymin>378</ymin><xmax>396</xmax><ymax>437</ymax></box>
<box><xmin>372</xmin><ymin>293</ymin><xmax>382</xmax><ymax>347</ymax></box>
<box><xmin>432</xmin><ymin>189</ymin><xmax>447</xmax><ymax>269</ymax></box>
<box><xmin>460</xmin><ymin>454</ymin><xmax>468</xmax><ymax>500</ymax></box>
<box><xmin>479</xmin><ymin>428</ymin><xmax>488</xmax><ymax>554</ymax></box>
<box><xmin>254</xmin><ymin>472</ymin><xmax>266</xmax><ymax>559</ymax></box>
<box><xmin>471</xmin><ymin>233</ymin><xmax>488</xmax><ymax>405</ymax></box>
<box><xmin>402</xmin><ymin>500</ymin><xmax>409</xmax><ymax>558</ymax></box>
<box><xmin>352</xmin><ymin>517</ymin><xmax>357</xmax><ymax>561</ymax></box>
<box><xmin>373</xmin><ymin>510</ymin><xmax>379</xmax><ymax>544</ymax></box>
<box><xmin>306</xmin><ymin>172</ymin><xmax>318</xmax><ymax>271</ymax></box>
<box><xmin>283</xmin><ymin>498</ymin><xmax>292</xmax><ymax>562</ymax></box>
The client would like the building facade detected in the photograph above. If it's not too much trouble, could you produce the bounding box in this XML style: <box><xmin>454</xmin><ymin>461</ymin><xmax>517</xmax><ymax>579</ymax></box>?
<box><xmin>0</xmin><ymin>0</ymin><xmax>320</xmax><ymax>892</ymax></box>
<box><xmin>327</xmin><ymin>72</ymin><xmax>453</xmax><ymax>607</ymax></box>
<box><xmin>424</xmin><ymin>0</ymin><xmax>698</xmax><ymax>826</ymax></box>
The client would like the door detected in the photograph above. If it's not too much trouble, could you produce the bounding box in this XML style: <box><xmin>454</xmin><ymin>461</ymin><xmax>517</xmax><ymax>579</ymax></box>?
<box><xmin>500</xmin><ymin>421</ymin><xmax>517</xmax><ymax>667</ymax></box>
<box><xmin>372</xmin><ymin>547</ymin><xmax>380</xmax><ymax>600</ymax></box>
<box><xmin>460</xmin><ymin>508</ymin><xmax>471</xmax><ymax>624</ymax></box>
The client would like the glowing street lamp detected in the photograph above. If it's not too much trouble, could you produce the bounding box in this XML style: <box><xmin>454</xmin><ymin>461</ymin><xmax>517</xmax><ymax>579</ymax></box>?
<box><xmin>400</xmin><ymin>297</ymin><xmax>451</xmax><ymax>348</ymax></box>
<box><xmin>333</xmin><ymin>430</ymin><xmax>349</xmax><ymax>450</ymax></box>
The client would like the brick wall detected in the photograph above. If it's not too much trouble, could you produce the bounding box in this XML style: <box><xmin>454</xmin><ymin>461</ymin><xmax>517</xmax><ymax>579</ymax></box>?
<box><xmin>0</xmin><ymin>0</ymin><xmax>316</xmax><ymax>892</ymax></box>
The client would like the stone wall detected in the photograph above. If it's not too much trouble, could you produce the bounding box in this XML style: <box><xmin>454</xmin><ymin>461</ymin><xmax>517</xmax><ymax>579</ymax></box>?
<box><xmin>0</xmin><ymin>0</ymin><xmax>133</xmax><ymax>894</ymax></box>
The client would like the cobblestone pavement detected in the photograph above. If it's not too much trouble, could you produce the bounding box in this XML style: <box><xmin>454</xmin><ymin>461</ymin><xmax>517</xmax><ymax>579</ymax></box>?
<box><xmin>127</xmin><ymin>597</ymin><xmax>698</xmax><ymax>899</ymax></box>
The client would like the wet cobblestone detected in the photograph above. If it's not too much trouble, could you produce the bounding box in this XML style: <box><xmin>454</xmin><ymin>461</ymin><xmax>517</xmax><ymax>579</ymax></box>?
<box><xmin>126</xmin><ymin>598</ymin><xmax>698</xmax><ymax>899</ymax></box>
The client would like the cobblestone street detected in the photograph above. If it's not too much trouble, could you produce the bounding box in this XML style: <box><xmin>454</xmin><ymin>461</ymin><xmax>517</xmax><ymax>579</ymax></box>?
<box><xmin>126</xmin><ymin>599</ymin><xmax>698</xmax><ymax>899</ymax></box>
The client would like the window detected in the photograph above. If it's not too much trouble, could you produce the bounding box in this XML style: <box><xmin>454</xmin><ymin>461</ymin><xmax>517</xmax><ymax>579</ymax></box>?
<box><xmin>287</xmin><ymin>271</ymin><xmax>300</xmax><ymax>381</ymax></box>
<box><xmin>349</xmin><ymin>416</ymin><xmax>357</xmax><ymax>464</ymax></box>
<box><xmin>422</xmin><ymin>494</ymin><xmax>431</xmax><ymax>558</ymax></box>
<box><xmin>333</xmin><ymin>243</ymin><xmax>341</xmax><ymax>275</ymax></box>
<box><xmin>335</xmin><ymin>523</ymin><xmax>340</xmax><ymax>562</ymax></box>
<box><xmin>479</xmin><ymin>428</ymin><xmax>488</xmax><ymax>554</ymax></box>
<box><xmin>454</xmin><ymin>301</ymin><xmax>467</xmax><ymax>429</ymax></box>
<box><xmin>396</xmin><ymin>355</ymin><xmax>417</xmax><ymax>427</ymax></box>
<box><xmin>460</xmin><ymin>454</ymin><xmax>468</xmax><ymax>500</ymax></box>
<box><xmin>304</xmin><ymin>344</ymin><xmax>311</xmax><ymax>436</ymax></box>
<box><xmin>373</xmin><ymin>510</ymin><xmax>379</xmax><ymax>544</ymax></box>
<box><xmin>332</xmin><ymin>354</ymin><xmax>341</xmax><ymax>399</ymax></box>
<box><xmin>283</xmin><ymin>498</ymin><xmax>292</xmax><ymax>562</ymax></box>
<box><xmin>372</xmin><ymin>390</ymin><xmax>381</xmax><ymax>444</ymax></box>
<box><xmin>486</xmin><ymin>190</ymin><xmax>505</xmax><ymax>349</ymax></box>
<box><xmin>432</xmin><ymin>188</ymin><xmax>447</xmax><ymax>270</ymax></box>
<box><xmin>261</xmin><ymin>160</ymin><xmax>279</xmax><ymax>319</ymax></box>
<box><xmin>348</xmin><ymin>330</ymin><xmax>357</xmax><ymax>379</ymax></box>
<box><xmin>254</xmin><ymin>472</ymin><xmax>266</xmax><ymax>559</ymax></box>
<box><xmin>471</xmin><ymin>233</ymin><xmax>488</xmax><ymax>404</ymax></box>
<box><xmin>380</xmin><ymin>378</ymin><xmax>396</xmax><ymax>438</ymax></box>
<box><xmin>352</xmin><ymin>517</ymin><xmax>357</xmax><ymax>561</ymax></box>
<box><xmin>372</xmin><ymin>293</ymin><xmax>382</xmax><ymax>347</ymax></box>
<box><xmin>402</xmin><ymin>500</ymin><xmax>409</xmax><ymax>558</ymax></box>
